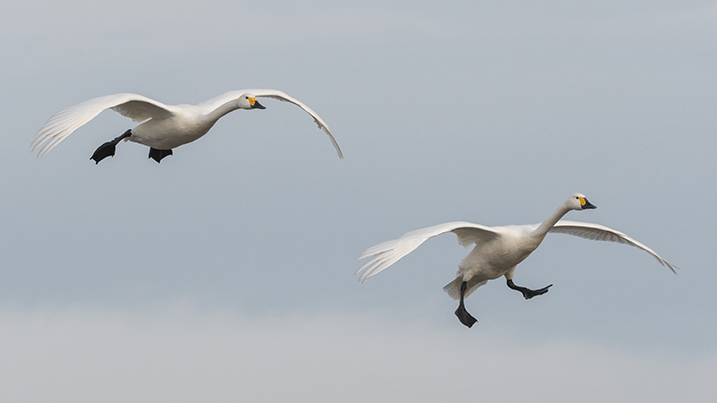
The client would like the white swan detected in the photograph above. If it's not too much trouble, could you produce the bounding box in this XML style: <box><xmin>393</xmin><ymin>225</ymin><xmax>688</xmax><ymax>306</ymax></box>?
<box><xmin>31</xmin><ymin>90</ymin><xmax>343</xmax><ymax>163</ymax></box>
<box><xmin>356</xmin><ymin>193</ymin><xmax>676</xmax><ymax>328</ymax></box>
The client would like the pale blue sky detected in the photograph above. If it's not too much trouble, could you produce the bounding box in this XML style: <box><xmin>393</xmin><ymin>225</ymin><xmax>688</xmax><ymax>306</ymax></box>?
<box><xmin>0</xmin><ymin>1</ymin><xmax>715</xmax><ymax>401</ymax></box>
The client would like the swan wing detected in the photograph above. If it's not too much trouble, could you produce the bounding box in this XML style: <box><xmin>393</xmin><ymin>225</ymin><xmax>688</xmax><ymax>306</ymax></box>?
<box><xmin>32</xmin><ymin>93</ymin><xmax>174</xmax><ymax>158</ymax></box>
<box><xmin>197</xmin><ymin>89</ymin><xmax>343</xmax><ymax>159</ymax></box>
<box><xmin>549</xmin><ymin>220</ymin><xmax>677</xmax><ymax>273</ymax></box>
<box><xmin>356</xmin><ymin>221</ymin><xmax>501</xmax><ymax>283</ymax></box>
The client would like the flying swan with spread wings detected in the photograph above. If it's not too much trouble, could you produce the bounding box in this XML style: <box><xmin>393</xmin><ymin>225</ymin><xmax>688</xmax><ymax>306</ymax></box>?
<box><xmin>357</xmin><ymin>193</ymin><xmax>677</xmax><ymax>328</ymax></box>
<box><xmin>31</xmin><ymin>90</ymin><xmax>343</xmax><ymax>163</ymax></box>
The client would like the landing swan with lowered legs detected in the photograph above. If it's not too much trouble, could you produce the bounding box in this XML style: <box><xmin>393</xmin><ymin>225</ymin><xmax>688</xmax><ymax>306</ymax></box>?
<box><xmin>31</xmin><ymin>90</ymin><xmax>343</xmax><ymax>163</ymax></box>
<box><xmin>356</xmin><ymin>193</ymin><xmax>677</xmax><ymax>328</ymax></box>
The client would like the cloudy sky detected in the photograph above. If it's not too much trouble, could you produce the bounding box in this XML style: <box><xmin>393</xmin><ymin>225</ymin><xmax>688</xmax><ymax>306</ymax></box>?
<box><xmin>1</xmin><ymin>0</ymin><xmax>716</xmax><ymax>401</ymax></box>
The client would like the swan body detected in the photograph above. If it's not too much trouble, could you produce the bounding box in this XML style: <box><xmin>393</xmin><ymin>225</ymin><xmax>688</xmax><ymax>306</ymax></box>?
<box><xmin>32</xmin><ymin>89</ymin><xmax>343</xmax><ymax>163</ymax></box>
<box><xmin>357</xmin><ymin>193</ymin><xmax>676</xmax><ymax>327</ymax></box>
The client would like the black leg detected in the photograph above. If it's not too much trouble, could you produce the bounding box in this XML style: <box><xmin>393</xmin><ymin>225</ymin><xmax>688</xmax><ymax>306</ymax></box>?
<box><xmin>90</xmin><ymin>129</ymin><xmax>132</xmax><ymax>164</ymax></box>
<box><xmin>148</xmin><ymin>148</ymin><xmax>173</xmax><ymax>163</ymax></box>
<box><xmin>454</xmin><ymin>281</ymin><xmax>477</xmax><ymax>328</ymax></box>
<box><xmin>506</xmin><ymin>279</ymin><xmax>552</xmax><ymax>300</ymax></box>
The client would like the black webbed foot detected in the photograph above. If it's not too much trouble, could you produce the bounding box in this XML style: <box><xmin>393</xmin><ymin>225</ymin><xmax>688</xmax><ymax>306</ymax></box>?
<box><xmin>148</xmin><ymin>148</ymin><xmax>173</xmax><ymax>163</ymax></box>
<box><xmin>455</xmin><ymin>304</ymin><xmax>478</xmax><ymax>328</ymax></box>
<box><xmin>507</xmin><ymin>279</ymin><xmax>552</xmax><ymax>300</ymax></box>
<box><xmin>90</xmin><ymin>141</ymin><xmax>118</xmax><ymax>164</ymax></box>
<box><xmin>90</xmin><ymin>129</ymin><xmax>131</xmax><ymax>164</ymax></box>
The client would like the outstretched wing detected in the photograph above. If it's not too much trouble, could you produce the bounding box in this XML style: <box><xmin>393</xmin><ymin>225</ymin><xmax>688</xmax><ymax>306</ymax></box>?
<box><xmin>197</xmin><ymin>89</ymin><xmax>343</xmax><ymax>159</ymax></box>
<box><xmin>549</xmin><ymin>220</ymin><xmax>677</xmax><ymax>274</ymax></box>
<box><xmin>32</xmin><ymin>93</ymin><xmax>175</xmax><ymax>158</ymax></box>
<box><xmin>356</xmin><ymin>221</ymin><xmax>501</xmax><ymax>283</ymax></box>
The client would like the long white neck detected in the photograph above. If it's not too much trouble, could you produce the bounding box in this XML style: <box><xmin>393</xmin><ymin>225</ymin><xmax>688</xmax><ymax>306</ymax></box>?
<box><xmin>531</xmin><ymin>202</ymin><xmax>572</xmax><ymax>239</ymax></box>
<box><xmin>204</xmin><ymin>99</ymin><xmax>242</xmax><ymax>124</ymax></box>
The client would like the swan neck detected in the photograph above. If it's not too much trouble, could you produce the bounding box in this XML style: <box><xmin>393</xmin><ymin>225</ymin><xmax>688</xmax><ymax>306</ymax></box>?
<box><xmin>206</xmin><ymin>99</ymin><xmax>241</xmax><ymax>122</ymax></box>
<box><xmin>532</xmin><ymin>204</ymin><xmax>571</xmax><ymax>238</ymax></box>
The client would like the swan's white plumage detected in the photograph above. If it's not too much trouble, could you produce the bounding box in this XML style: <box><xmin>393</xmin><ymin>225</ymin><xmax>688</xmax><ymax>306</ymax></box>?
<box><xmin>31</xmin><ymin>90</ymin><xmax>343</xmax><ymax>159</ymax></box>
<box><xmin>357</xmin><ymin>194</ymin><xmax>677</xmax><ymax>303</ymax></box>
<box><xmin>547</xmin><ymin>220</ymin><xmax>676</xmax><ymax>273</ymax></box>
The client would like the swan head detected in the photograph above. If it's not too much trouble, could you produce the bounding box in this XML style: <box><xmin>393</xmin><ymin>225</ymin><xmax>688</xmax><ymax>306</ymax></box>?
<box><xmin>237</xmin><ymin>93</ymin><xmax>266</xmax><ymax>110</ymax></box>
<box><xmin>567</xmin><ymin>193</ymin><xmax>597</xmax><ymax>210</ymax></box>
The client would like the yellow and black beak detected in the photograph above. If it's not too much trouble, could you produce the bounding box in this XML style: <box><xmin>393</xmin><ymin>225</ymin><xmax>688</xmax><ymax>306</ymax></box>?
<box><xmin>579</xmin><ymin>197</ymin><xmax>597</xmax><ymax>209</ymax></box>
<box><xmin>249</xmin><ymin>97</ymin><xmax>266</xmax><ymax>109</ymax></box>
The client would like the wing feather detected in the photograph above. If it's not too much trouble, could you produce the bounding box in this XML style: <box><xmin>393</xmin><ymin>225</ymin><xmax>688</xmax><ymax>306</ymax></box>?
<box><xmin>32</xmin><ymin>94</ymin><xmax>174</xmax><ymax>158</ymax></box>
<box><xmin>356</xmin><ymin>221</ymin><xmax>500</xmax><ymax>283</ymax></box>
<box><xmin>196</xmin><ymin>89</ymin><xmax>343</xmax><ymax>159</ymax></box>
<box><xmin>549</xmin><ymin>220</ymin><xmax>677</xmax><ymax>273</ymax></box>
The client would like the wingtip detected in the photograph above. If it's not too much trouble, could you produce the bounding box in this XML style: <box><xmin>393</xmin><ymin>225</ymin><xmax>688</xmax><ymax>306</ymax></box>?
<box><xmin>655</xmin><ymin>256</ymin><xmax>678</xmax><ymax>274</ymax></box>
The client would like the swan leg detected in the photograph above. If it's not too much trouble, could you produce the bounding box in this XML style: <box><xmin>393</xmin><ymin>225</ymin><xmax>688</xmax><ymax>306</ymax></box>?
<box><xmin>454</xmin><ymin>281</ymin><xmax>477</xmax><ymax>328</ymax></box>
<box><xmin>506</xmin><ymin>279</ymin><xmax>552</xmax><ymax>300</ymax></box>
<box><xmin>90</xmin><ymin>129</ymin><xmax>132</xmax><ymax>164</ymax></box>
<box><xmin>148</xmin><ymin>148</ymin><xmax>173</xmax><ymax>163</ymax></box>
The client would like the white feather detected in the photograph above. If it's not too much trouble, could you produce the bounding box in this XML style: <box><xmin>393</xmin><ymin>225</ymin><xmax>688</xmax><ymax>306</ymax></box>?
<box><xmin>548</xmin><ymin>220</ymin><xmax>677</xmax><ymax>273</ymax></box>
<box><xmin>355</xmin><ymin>221</ymin><xmax>501</xmax><ymax>283</ymax></box>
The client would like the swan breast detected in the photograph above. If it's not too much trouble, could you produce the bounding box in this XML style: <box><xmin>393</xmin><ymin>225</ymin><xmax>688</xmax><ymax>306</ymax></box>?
<box><xmin>459</xmin><ymin>230</ymin><xmax>540</xmax><ymax>279</ymax></box>
<box><xmin>130</xmin><ymin>108</ymin><xmax>214</xmax><ymax>149</ymax></box>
